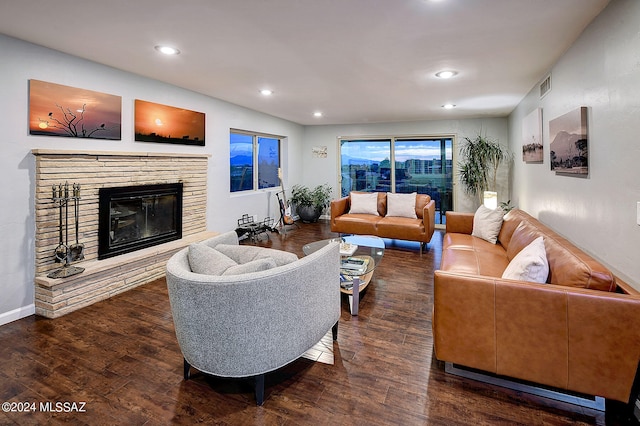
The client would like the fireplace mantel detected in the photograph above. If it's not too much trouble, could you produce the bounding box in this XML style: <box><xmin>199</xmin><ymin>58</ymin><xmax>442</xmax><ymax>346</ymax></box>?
<box><xmin>32</xmin><ymin>149</ymin><xmax>210</xmax><ymax>318</ymax></box>
<box><xmin>32</xmin><ymin>148</ymin><xmax>211</xmax><ymax>158</ymax></box>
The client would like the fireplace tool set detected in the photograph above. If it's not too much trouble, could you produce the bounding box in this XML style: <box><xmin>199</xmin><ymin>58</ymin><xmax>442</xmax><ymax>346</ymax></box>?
<box><xmin>47</xmin><ymin>182</ymin><xmax>85</xmax><ymax>279</ymax></box>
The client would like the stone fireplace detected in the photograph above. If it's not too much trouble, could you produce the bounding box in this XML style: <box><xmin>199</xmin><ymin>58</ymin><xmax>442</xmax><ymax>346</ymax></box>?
<box><xmin>32</xmin><ymin>149</ymin><xmax>213</xmax><ymax>318</ymax></box>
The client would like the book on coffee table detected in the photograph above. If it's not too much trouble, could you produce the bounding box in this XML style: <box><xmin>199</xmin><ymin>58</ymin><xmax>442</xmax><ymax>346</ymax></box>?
<box><xmin>341</xmin><ymin>257</ymin><xmax>368</xmax><ymax>273</ymax></box>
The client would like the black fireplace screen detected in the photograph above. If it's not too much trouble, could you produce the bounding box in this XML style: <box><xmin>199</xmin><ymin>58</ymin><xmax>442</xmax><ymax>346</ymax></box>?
<box><xmin>98</xmin><ymin>183</ymin><xmax>183</xmax><ymax>259</ymax></box>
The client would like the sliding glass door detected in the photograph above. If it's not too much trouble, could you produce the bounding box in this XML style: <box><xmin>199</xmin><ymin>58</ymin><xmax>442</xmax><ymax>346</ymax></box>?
<box><xmin>339</xmin><ymin>139</ymin><xmax>392</xmax><ymax>195</ymax></box>
<box><xmin>339</xmin><ymin>136</ymin><xmax>453</xmax><ymax>224</ymax></box>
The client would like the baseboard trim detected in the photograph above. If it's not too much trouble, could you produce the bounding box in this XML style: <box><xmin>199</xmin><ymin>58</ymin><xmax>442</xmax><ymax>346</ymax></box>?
<box><xmin>445</xmin><ymin>362</ymin><xmax>606</xmax><ymax>412</ymax></box>
<box><xmin>0</xmin><ymin>304</ymin><xmax>35</xmax><ymax>326</ymax></box>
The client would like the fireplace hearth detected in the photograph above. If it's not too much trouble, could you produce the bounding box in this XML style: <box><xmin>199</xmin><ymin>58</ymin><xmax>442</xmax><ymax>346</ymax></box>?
<box><xmin>98</xmin><ymin>183</ymin><xmax>183</xmax><ymax>259</ymax></box>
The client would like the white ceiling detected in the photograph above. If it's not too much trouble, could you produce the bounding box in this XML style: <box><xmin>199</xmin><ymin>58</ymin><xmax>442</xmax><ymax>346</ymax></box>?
<box><xmin>0</xmin><ymin>0</ymin><xmax>610</xmax><ymax>125</ymax></box>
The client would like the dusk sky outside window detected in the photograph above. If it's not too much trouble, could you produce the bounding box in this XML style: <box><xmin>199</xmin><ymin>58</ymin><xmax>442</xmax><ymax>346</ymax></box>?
<box><xmin>230</xmin><ymin>132</ymin><xmax>281</xmax><ymax>192</ymax></box>
<box><xmin>340</xmin><ymin>136</ymin><xmax>453</xmax><ymax>224</ymax></box>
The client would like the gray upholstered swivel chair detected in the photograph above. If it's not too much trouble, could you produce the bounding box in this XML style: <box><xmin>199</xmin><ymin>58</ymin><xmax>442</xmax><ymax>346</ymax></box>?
<box><xmin>165</xmin><ymin>231</ymin><xmax>340</xmax><ymax>405</ymax></box>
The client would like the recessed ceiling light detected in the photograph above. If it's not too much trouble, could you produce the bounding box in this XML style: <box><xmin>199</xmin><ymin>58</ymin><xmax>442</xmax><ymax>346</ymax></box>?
<box><xmin>313</xmin><ymin>112</ymin><xmax>323</xmax><ymax>117</ymax></box>
<box><xmin>155</xmin><ymin>45</ymin><xmax>180</xmax><ymax>55</ymax></box>
<box><xmin>260</xmin><ymin>89</ymin><xmax>273</xmax><ymax>96</ymax></box>
<box><xmin>435</xmin><ymin>70</ymin><xmax>457</xmax><ymax>79</ymax></box>
<box><xmin>442</xmin><ymin>104</ymin><xmax>456</xmax><ymax>109</ymax></box>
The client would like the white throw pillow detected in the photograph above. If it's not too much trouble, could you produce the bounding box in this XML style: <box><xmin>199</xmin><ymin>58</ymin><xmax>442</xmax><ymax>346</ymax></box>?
<box><xmin>502</xmin><ymin>236</ymin><xmax>549</xmax><ymax>283</ymax></box>
<box><xmin>386</xmin><ymin>192</ymin><xmax>417</xmax><ymax>218</ymax></box>
<box><xmin>471</xmin><ymin>205</ymin><xmax>504</xmax><ymax>244</ymax></box>
<box><xmin>349</xmin><ymin>192</ymin><xmax>379</xmax><ymax>215</ymax></box>
<box><xmin>188</xmin><ymin>243</ymin><xmax>237</xmax><ymax>275</ymax></box>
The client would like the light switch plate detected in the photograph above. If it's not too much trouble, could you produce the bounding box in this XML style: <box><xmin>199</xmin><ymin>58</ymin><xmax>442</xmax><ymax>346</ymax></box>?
<box><xmin>637</xmin><ymin>202</ymin><xmax>640</xmax><ymax>226</ymax></box>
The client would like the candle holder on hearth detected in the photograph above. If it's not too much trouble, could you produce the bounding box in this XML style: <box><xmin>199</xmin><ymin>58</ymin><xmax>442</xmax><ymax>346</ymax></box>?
<box><xmin>47</xmin><ymin>182</ymin><xmax>85</xmax><ymax>279</ymax></box>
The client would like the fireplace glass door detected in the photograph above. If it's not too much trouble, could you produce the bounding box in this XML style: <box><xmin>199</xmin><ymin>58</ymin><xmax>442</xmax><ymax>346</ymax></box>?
<box><xmin>99</xmin><ymin>183</ymin><xmax>183</xmax><ymax>259</ymax></box>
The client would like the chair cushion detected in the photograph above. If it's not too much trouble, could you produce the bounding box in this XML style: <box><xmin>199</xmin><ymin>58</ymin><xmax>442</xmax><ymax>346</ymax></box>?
<box><xmin>222</xmin><ymin>257</ymin><xmax>278</xmax><ymax>275</ymax></box>
<box><xmin>188</xmin><ymin>243</ymin><xmax>237</xmax><ymax>275</ymax></box>
<box><xmin>471</xmin><ymin>205</ymin><xmax>504</xmax><ymax>244</ymax></box>
<box><xmin>501</xmin><ymin>236</ymin><xmax>549</xmax><ymax>283</ymax></box>
<box><xmin>215</xmin><ymin>244</ymin><xmax>298</xmax><ymax>266</ymax></box>
<box><xmin>349</xmin><ymin>192</ymin><xmax>379</xmax><ymax>215</ymax></box>
<box><xmin>386</xmin><ymin>192</ymin><xmax>417</xmax><ymax>218</ymax></box>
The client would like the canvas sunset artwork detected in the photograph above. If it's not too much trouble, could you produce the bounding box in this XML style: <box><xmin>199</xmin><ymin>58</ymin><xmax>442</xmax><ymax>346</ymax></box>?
<box><xmin>134</xmin><ymin>99</ymin><xmax>205</xmax><ymax>146</ymax></box>
<box><xmin>29</xmin><ymin>80</ymin><xmax>121</xmax><ymax>140</ymax></box>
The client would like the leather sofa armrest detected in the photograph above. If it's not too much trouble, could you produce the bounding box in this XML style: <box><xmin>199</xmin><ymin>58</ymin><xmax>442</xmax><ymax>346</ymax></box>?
<box><xmin>330</xmin><ymin>196</ymin><xmax>349</xmax><ymax>225</ymax></box>
<box><xmin>422</xmin><ymin>199</ymin><xmax>436</xmax><ymax>239</ymax></box>
<box><xmin>445</xmin><ymin>211</ymin><xmax>474</xmax><ymax>234</ymax></box>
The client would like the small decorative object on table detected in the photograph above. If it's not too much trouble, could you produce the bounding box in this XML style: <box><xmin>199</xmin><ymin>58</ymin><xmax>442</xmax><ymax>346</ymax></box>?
<box><xmin>339</xmin><ymin>242</ymin><xmax>358</xmax><ymax>256</ymax></box>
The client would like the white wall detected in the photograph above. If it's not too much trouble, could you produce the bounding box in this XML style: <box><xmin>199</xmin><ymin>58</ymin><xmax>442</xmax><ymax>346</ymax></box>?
<box><xmin>508</xmin><ymin>0</ymin><xmax>640</xmax><ymax>289</ymax></box>
<box><xmin>0</xmin><ymin>34</ymin><xmax>303</xmax><ymax>325</ymax></box>
<box><xmin>301</xmin><ymin>118</ymin><xmax>509</xmax><ymax>214</ymax></box>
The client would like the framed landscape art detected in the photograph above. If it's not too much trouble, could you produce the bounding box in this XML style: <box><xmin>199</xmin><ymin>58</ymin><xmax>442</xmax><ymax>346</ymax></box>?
<box><xmin>134</xmin><ymin>99</ymin><xmax>205</xmax><ymax>146</ymax></box>
<box><xmin>522</xmin><ymin>107</ymin><xmax>543</xmax><ymax>162</ymax></box>
<box><xmin>549</xmin><ymin>106</ymin><xmax>588</xmax><ymax>177</ymax></box>
<box><xmin>29</xmin><ymin>79</ymin><xmax>122</xmax><ymax>140</ymax></box>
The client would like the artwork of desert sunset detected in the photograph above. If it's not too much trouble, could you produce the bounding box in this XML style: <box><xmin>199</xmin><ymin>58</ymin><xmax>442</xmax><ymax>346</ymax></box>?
<box><xmin>29</xmin><ymin>80</ymin><xmax>121</xmax><ymax>140</ymax></box>
<box><xmin>135</xmin><ymin>100</ymin><xmax>205</xmax><ymax>146</ymax></box>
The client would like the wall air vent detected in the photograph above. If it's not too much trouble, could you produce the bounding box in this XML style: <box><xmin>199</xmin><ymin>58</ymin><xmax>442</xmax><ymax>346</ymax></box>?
<box><xmin>540</xmin><ymin>74</ymin><xmax>551</xmax><ymax>99</ymax></box>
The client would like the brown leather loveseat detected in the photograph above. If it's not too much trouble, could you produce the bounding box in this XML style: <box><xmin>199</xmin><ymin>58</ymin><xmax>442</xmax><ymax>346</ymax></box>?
<box><xmin>433</xmin><ymin>209</ymin><xmax>640</xmax><ymax>404</ymax></box>
<box><xmin>330</xmin><ymin>192</ymin><xmax>436</xmax><ymax>252</ymax></box>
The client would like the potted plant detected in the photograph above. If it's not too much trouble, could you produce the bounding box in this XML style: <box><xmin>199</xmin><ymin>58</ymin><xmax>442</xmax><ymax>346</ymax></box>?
<box><xmin>290</xmin><ymin>183</ymin><xmax>333</xmax><ymax>223</ymax></box>
<box><xmin>458</xmin><ymin>133</ymin><xmax>511</xmax><ymax>206</ymax></box>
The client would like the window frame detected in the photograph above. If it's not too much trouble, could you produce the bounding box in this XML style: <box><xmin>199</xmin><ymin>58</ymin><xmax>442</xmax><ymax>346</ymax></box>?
<box><xmin>338</xmin><ymin>134</ymin><xmax>456</xmax><ymax>225</ymax></box>
<box><xmin>230</xmin><ymin>129</ymin><xmax>283</xmax><ymax>193</ymax></box>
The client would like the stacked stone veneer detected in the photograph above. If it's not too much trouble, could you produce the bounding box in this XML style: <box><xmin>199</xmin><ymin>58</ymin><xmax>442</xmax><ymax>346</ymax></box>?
<box><xmin>32</xmin><ymin>149</ymin><xmax>212</xmax><ymax>318</ymax></box>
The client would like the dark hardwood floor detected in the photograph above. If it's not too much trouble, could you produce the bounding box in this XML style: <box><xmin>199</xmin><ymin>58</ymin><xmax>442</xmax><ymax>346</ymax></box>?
<box><xmin>1</xmin><ymin>221</ymin><xmax>637</xmax><ymax>425</ymax></box>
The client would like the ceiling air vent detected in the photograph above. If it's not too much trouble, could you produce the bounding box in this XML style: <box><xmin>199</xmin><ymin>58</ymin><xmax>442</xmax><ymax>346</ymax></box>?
<box><xmin>539</xmin><ymin>74</ymin><xmax>551</xmax><ymax>99</ymax></box>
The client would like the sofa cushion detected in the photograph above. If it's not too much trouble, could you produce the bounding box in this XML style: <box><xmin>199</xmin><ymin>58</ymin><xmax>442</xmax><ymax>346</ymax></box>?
<box><xmin>377</xmin><ymin>216</ymin><xmax>425</xmax><ymax>241</ymax></box>
<box><xmin>506</xmin><ymin>218</ymin><xmax>616</xmax><ymax>291</ymax></box>
<box><xmin>349</xmin><ymin>192</ymin><xmax>379</xmax><ymax>215</ymax></box>
<box><xmin>440</xmin><ymin>232</ymin><xmax>510</xmax><ymax>276</ymax></box>
<box><xmin>471</xmin><ymin>205</ymin><xmax>504</xmax><ymax>244</ymax></box>
<box><xmin>506</xmin><ymin>220</ymin><xmax>541</xmax><ymax>260</ymax></box>
<box><xmin>386</xmin><ymin>192</ymin><xmax>417</xmax><ymax>218</ymax></box>
<box><xmin>188</xmin><ymin>243</ymin><xmax>237</xmax><ymax>275</ymax></box>
<box><xmin>502</xmin><ymin>236</ymin><xmax>549</xmax><ymax>283</ymax></box>
<box><xmin>215</xmin><ymin>244</ymin><xmax>298</xmax><ymax>266</ymax></box>
<box><xmin>222</xmin><ymin>257</ymin><xmax>278</xmax><ymax>275</ymax></box>
<box><xmin>332</xmin><ymin>214</ymin><xmax>382</xmax><ymax>235</ymax></box>
<box><xmin>440</xmin><ymin>246</ymin><xmax>510</xmax><ymax>277</ymax></box>
<box><xmin>497</xmin><ymin>209</ymin><xmax>530</xmax><ymax>249</ymax></box>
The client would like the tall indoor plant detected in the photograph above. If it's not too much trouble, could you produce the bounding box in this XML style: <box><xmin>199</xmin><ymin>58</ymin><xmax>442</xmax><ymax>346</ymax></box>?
<box><xmin>290</xmin><ymin>183</ymin><xmax>333</xmax><ymax>223</ymax></box>
<box><xmin>458</xmin><ymin>134</ymin><xmax>510</xmax><ymax>206</ymax></box>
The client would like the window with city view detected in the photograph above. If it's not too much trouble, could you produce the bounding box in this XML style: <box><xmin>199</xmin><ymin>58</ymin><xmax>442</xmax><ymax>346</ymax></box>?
<box><xmin>339</xmin><ymin>136</ymin><xmax>453</xmax><ymax>224</ymax></box>
<box><xmin>230</xmin><ymin>131</ymin><xmax>281</xmax><ymax>192</ymax></box>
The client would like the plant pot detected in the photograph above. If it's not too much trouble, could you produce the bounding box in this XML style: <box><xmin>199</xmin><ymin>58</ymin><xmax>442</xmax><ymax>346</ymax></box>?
<box><xmin>297</xmin><ymin>205</ymin><xmax>321</xmax><ymax>223</ymax></box>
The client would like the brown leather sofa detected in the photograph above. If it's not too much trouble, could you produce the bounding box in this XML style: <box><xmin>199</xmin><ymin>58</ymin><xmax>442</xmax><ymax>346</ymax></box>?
<box><xmin>434</xmin><ymin>209</ymin><xmax>640</xmax><ymax>404</ymax></box>
<box><xmin>330</xmin><ymin>192</ymin><xmax>436</xmax><ymax>251</ymax></box>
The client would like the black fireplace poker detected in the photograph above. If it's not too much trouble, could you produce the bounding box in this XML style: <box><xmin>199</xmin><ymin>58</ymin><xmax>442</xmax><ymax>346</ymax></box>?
<box><xmin>47</xmin><ymin>181</ymin><xmax>85</xmax><ymax>279</ymax></box>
